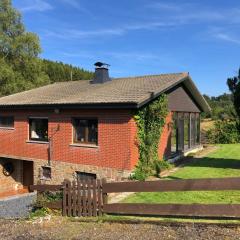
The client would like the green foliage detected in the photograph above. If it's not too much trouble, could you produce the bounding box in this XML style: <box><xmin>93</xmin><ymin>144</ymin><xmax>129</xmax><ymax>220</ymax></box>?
<box><xmin>154</xmin><ymin>160</ymin><xmax>172</xmax><ymax>177</ymax></box>
<box><xmin>202</xmin><ymin>93</ymin><xmax>236</xmax><ymax>120</ymax></box>
<box><xmin>41</xmin><ymin>59</ymin><xmax>93</xmax><ymax>83</ymax></box>
<box><xmin>207</xmin><ymin>120</ymin><xmax>240</xmax><ymax>144</ymax></box>
<box><xmin>132</xmin><ymin>94</ymin><xmax>169</xmax><ymax>180</ymax></box>
<box><xmin>227</xmin><ymin>69</ymin><xmax>240</xmax><ymax>120</ymax></box>
<box><xmin>0</xmin><ymin>0</ymin><xmax>50</xmax><ymax>96</ymax></box>
<box><xmin>30</xmin><ymin>207</ymin><xmax>50</xmax><ymax>219</ymax></box>
<box><xmin>0</xmin><ymin>1</ymin><xmax>93</xmax><ymax>97</ymax></box>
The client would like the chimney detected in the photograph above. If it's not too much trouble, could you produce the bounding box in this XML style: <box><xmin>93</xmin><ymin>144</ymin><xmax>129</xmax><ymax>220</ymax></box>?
<box><xmin>92</xmin><ymin>62</ymin><xmax>111</xmax><ymax>84</ymax></box>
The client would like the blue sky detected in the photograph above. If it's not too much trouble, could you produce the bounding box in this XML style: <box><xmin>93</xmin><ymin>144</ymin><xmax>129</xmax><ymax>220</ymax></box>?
<box><xmin>12</xmin><ymin>0</ymin><xmax>240</xmax><ymax>96</ymax></box>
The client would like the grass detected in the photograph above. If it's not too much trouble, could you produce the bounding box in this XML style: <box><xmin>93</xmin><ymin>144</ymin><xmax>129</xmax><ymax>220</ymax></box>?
<box><xmin>123</xmin><ymin>144</ymin><xmax>240</xmax><ymax>204</ymax></box>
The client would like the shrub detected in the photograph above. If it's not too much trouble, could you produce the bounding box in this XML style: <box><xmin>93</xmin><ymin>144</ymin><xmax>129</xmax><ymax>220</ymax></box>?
<box><xmin>154</xmin><ymin>160</ymin><xmax>172</xmax><ymax>177</ymax></box>
<box><xmin>207</xmin><ymin>120</ymin><xmax>240</xmax><ymax>144</ymax></box>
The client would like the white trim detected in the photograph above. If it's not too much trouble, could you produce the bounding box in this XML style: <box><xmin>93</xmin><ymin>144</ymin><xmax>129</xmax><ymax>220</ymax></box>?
<box><xmin>69</xmin><ymin>143</ymin><xmax>98</xmax><ymax>149</ymax></box>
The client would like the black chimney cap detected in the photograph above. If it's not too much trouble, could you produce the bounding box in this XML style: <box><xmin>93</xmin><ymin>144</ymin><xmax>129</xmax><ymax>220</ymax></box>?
<box><xmin>94</xmin><ymin>62</ymin><xmax>110</xmax><ymax>68</ymax></box>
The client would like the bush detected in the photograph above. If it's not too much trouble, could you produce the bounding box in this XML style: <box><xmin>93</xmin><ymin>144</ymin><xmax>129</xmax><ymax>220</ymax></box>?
<box><xmin>154</xmin><ymin>160</ymin><xmax>172</xmax><ymax>177</ymax></box>
<box><xmin>207</xmin><ymin>120</ymin><xmax>240</xmax><ymax>144</ymax></box>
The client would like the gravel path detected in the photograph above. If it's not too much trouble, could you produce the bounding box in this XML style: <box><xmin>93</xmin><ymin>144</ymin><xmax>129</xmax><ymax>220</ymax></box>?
<box><xmin>0</xmin><ymin>217</ymin><xmax>240</xmax><ymax>240</ymax></box>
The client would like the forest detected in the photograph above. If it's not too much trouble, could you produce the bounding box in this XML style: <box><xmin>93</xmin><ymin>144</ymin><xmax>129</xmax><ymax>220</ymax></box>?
<box><xmin>0</xmin><ymin>0</ymin><xmax>93</xmax><ymax>97</ymax></box>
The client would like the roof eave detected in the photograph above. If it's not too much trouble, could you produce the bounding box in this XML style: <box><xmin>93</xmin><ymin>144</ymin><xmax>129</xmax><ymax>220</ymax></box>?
<box><xmin>0</xmin><ymin>102</ymin><xmax>139</xmax><ymax>110</ymax></box>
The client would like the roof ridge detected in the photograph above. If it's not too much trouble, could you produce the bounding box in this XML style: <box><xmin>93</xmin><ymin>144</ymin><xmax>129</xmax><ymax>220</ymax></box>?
<box><xmin>113</xmin><ymin>72</ymin><xmax>188</xmax><ymax>80</ymax></box>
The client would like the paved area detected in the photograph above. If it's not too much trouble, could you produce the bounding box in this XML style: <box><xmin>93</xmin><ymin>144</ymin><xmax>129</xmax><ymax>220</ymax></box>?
<box><xmin>0</xmin><ymin>192</ymin><xmax>36</xmax><ymax>219</ymax></box>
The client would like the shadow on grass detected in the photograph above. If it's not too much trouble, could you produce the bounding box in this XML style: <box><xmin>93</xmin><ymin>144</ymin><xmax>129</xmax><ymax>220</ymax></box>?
<box><xmin>180</xmin><ymin>157</ymin><xmax>240</xmax><ymax>170</ymax></box>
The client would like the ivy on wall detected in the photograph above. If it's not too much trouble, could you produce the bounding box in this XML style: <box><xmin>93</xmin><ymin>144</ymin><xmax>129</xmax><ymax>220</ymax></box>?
<box><xmin>132</xmin><ymin>94</ymin><xmax>169</xmax><ymax>180</ymax></box>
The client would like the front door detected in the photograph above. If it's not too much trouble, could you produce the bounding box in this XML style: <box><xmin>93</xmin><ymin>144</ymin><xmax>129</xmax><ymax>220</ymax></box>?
<box><xmin>22</xmin><ymin>161</ymin><xmax>33</xmax><ymax>191</ymax></box>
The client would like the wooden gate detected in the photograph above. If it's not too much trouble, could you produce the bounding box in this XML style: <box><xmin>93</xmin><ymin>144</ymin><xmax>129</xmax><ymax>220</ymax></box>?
<box><xmin>62</xmin><ymin>179</ymin><xmax>106</xmax><ymax>217</ymax></box>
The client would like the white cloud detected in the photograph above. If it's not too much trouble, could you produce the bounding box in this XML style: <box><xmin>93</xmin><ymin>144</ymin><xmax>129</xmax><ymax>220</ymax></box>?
<box><xmin>213</xmin><ymin>33</ymin><xmax>240</xmax><ymax>45</ymax></box>
<box><xmin>147</xmin><ymin>2</ymin><xmax>182</xmax><ymax>12</ymax></box>
<box><xmin>43</xmin><ymin>20</ymin><xmax>178</xmax><ymax>40</ymax></box>
<box><xmin>60</xmin><ymin>0</ymin><xmax>93</xmax><ymax>16</ymax></box>
<box><xmin>19</xmin><ymin>0</ymin><xmax>53</xmax><ymax>12</ymax></box>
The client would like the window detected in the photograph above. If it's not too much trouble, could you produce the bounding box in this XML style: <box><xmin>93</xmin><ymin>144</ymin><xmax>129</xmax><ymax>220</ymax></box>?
<box><xmin>76</xmin><ymin>171</ymin><xmax>96</xmax><ymax>181</ymax></box>
<box><xmin>171</xmin><ymin>112</ymin><xmax>177</xmax><ymax>154</ymax></box>
<box><xmin>29</xmin><ymin>118</ymin><xmax>48</xmax><ymax>142</ymax></box>
<box><xmin>42</xmin><ymin>166</ymin><xmax>51</xmax><ymax>180</ymax></box>
<box><xmin>73</xmin><ymin>118</ymin><xmax>98</xmax><ymax>145</ymax></box>
<box><xmin>0</xmin><ymin>116</ymin><xmax>14</xmax><ymax>128</ymax></box>
<box><xmin>196</xmin><ymin>113</ymin><xmax>200</xmax><ymax>144</ymax></box>
<box><xmin>184</xmin><ymin>113</ymin><xmax>190</xmax><ymax>150</ymax></box>
<box><xmin>171</xmin><ymin>111</ymin><xmax>201</xmax><ymax>154</ymax></box>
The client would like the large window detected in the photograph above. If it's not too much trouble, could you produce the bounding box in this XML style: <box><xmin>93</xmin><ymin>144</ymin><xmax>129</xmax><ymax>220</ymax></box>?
<box><xmin>171</xmin><ymin>112</ymin><xmax>200</xmax><ymax>155</ymax></box>
<box><xmin>29</xmin><ymin>118</ymin><xmax>48</xmax><ymax>142</ymax></box>
<box><xmin>171</xmin><ymin>113</ymin><xmax>177</xmax><ymax>153</ymax></box>
<box><xmin>184</xmin><ymin>113</ymin><xmax>190</xmax><ymax>150</ymax></box>
<box><xmin>72</xmin><ymin>118</ymin><xmax>98</xmax><ymax>145</ymax></box>
<box><xmin>0</xmin><ymin>116</ymin><xmax>14</xmax><ymax>128</ymax></box>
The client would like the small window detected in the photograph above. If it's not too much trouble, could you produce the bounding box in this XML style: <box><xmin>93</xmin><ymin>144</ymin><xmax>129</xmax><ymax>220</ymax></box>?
<box><xmin>73</xmin><ymin>118</ymin><xmax>98</xmax><ymax>145</ymax></box>
<box><xmin>0</xmin><ymin>116</ymin><xmax>14</xmax><ymax>128</ymax></box>
<box><xmin>42</xmin><ymin>166</ymin><xmax>51</xmax><ymax>180</ymax></box>
<box><xmin>76</xmin><ymin>171</ymin><xmax>96</xmax><ymax>181</ymax></box>
<box><xmin>29</xmin><ymin>118</ymin><xmax>48</xmax><ymax>142</ymax></box>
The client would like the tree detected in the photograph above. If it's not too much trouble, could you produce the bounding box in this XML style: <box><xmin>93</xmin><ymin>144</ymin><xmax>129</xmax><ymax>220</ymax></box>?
<box><xmin>227</xmin><ymin>69</ymin><xmax>240</xmax><ymax>120</ymax></box>
<box><xmin>0</xmin><ymin>0</ymin><xmax>50</xmax><ymax>96</ymax></box>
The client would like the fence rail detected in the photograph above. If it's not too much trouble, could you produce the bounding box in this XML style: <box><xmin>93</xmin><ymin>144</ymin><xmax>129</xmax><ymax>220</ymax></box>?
<box><xmin>102</xmin><ymin>177</ymin><xmax>240</xmax><ymax>193</ymax></box>
<box><xmin>30</xmin><ymin>177</ymin><xmax>240</xmax><ymax>218</ymax></box>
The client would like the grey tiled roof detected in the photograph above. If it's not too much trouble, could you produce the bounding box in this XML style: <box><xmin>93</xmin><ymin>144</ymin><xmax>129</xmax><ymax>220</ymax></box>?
<box><xmin>0</xmin><ymin>73</ymin><xmax>189</xmax><ymax>107</ymax></box>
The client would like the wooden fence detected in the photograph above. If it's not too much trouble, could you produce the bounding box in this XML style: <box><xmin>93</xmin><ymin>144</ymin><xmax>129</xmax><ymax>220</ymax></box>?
<box><xmin>30</xmin><ymin>177</ymin><xmax>240</xmax><ymax>218</ymax></box>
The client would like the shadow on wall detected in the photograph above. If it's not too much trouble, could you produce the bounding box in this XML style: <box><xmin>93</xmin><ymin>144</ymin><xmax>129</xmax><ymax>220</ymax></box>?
<box><xmin>0</xmin><ymin>158</ymin><xmax>23</xmax><ymax>193</ymax></box>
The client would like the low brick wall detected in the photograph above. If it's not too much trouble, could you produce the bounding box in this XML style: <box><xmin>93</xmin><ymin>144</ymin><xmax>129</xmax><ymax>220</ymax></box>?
<box><xmin>0</xmin><ymin>192</ymin><xmax>37</xmax><ymax>219</ymax></box>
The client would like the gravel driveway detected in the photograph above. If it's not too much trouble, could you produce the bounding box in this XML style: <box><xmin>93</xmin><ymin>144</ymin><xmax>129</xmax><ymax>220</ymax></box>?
<box><xmin>0</xmin><ymin>216</ymin><xmax>240</xmax><ymax>240</ymax></box>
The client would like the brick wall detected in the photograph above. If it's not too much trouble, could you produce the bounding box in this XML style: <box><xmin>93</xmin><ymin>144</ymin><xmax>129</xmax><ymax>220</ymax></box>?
<box><xmin>0</xmin><ymin>108</ymin><xmax>171</xmax><ymax>186</ymax></box>
<box><xmin>0</xmin><ymin>109</ymin><xmax>135</xmax><ymax>170</ymax></box>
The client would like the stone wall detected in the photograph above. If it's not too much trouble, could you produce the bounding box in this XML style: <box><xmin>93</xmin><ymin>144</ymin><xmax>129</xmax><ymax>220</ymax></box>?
<box><xmin>33</xmin><ymin>158</ymin><xmax>131</xmax><ymax>185</ymax></box>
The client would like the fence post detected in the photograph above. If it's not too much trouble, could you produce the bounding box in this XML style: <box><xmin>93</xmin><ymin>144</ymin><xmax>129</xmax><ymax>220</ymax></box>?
<box><xmin>62</xmin><ymin>179</ymin><xmax>67</xmax><ymax>216</ymax></box>
<box><xmin>102</xmin><ymin>178</ymin><xmax>108</xmax><ymax>207</ymax></box>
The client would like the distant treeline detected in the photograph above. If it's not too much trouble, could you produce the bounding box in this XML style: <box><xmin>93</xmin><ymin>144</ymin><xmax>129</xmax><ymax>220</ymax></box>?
<box><xmin>41</xmin><ymin>59</ymin><xmax>93</xmax><ymax>83</ymax></box>
<box><xmin>202</xmin><ymin>93</ymin><xmax>236</xmax><ymax>120</ymax></box>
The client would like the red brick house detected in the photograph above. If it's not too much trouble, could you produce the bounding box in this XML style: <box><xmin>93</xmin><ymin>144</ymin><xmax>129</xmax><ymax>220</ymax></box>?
<box><xmin>0</xmin><ymin>63</ymin><xmax>210</xmax><ymax>194</ymax></box>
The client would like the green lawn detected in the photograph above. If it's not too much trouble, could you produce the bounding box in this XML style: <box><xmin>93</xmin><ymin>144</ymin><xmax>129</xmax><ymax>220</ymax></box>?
<box><xmin>124</xmin><ymin>144</ymin><xmax>240</xmax><ymax>204</ymax></box>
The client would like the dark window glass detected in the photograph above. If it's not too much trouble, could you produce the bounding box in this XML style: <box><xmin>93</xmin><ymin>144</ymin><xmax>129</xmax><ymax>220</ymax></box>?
<box><xmin>196</xmin><ymin>113</ymin><xmax>200</xmax><ymax>144</ymax></box>
<box><xmin>76</xmin><ymin>171</ymin><xmax>96</xmax><ymax>181</ymax></box>
<box><xmin>29</xmin><ymin>118</ymin><xmax>48</xmax><ymax>142</ymax></box>
<box><xmin>42</xmin><ymin>166</ymin><xmax>51</xmax><ymax>180</ymax></box>
<box><xmin>190</xmin><ymin>113</ymin><xmax>196</xmax><ymax>147</ymax></box>
<box><xmin>177</xmin><ymin>112</ymin><xmax>184</xmax><ymax>151</ymax></box>
<box><xmin>171</xmin><ymin>112</ymin><xmax>177</xmax><ymax>154</ymax></box>
<box><xmin>73</xmin><ymin>118</ymin><xmax>98</xmax><ymax>144</ymax></box>
<box><xmin>0</xmin><ymin>116</ymin><xmax>14</xmax><ymax>128</ymax></box>
<box><xmin>184</xmin><ymin>113</ymin><xmax>190</xmax><ymax>150</ymax></box>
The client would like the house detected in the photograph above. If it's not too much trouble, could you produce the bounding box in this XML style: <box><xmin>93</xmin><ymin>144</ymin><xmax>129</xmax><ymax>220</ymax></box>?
<box><xmin>0</xmin><ymin>62</ymin><xmax>210</xmax><ymax>194</ymax></box>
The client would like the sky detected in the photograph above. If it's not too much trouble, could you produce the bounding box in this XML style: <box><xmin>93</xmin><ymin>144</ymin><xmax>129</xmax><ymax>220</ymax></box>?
<box><xmin>12</xmin><ymin>0</ymin><xmax>240</xmax><ymax>96</ymax></box>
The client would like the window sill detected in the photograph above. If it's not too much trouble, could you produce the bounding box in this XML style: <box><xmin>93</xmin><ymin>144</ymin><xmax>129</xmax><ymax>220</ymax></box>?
<box><xmin>69</xmin><ymin>143</ymin><xmax>99</xmax><ymax>149</ymax></box>
<box><xmin>26</xmin><ymin>140</ymin><xmax>49</xmax><ymax>144</ymax></box>
<box><xmin>0</xmin><ymin>127</ymin><xmax>15</xmax><ymax>130</ymax></box>
<box><xmin>40</xmin><ymin>178</ymin><xmax>51</xmax><ymax>181</ymax></box>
